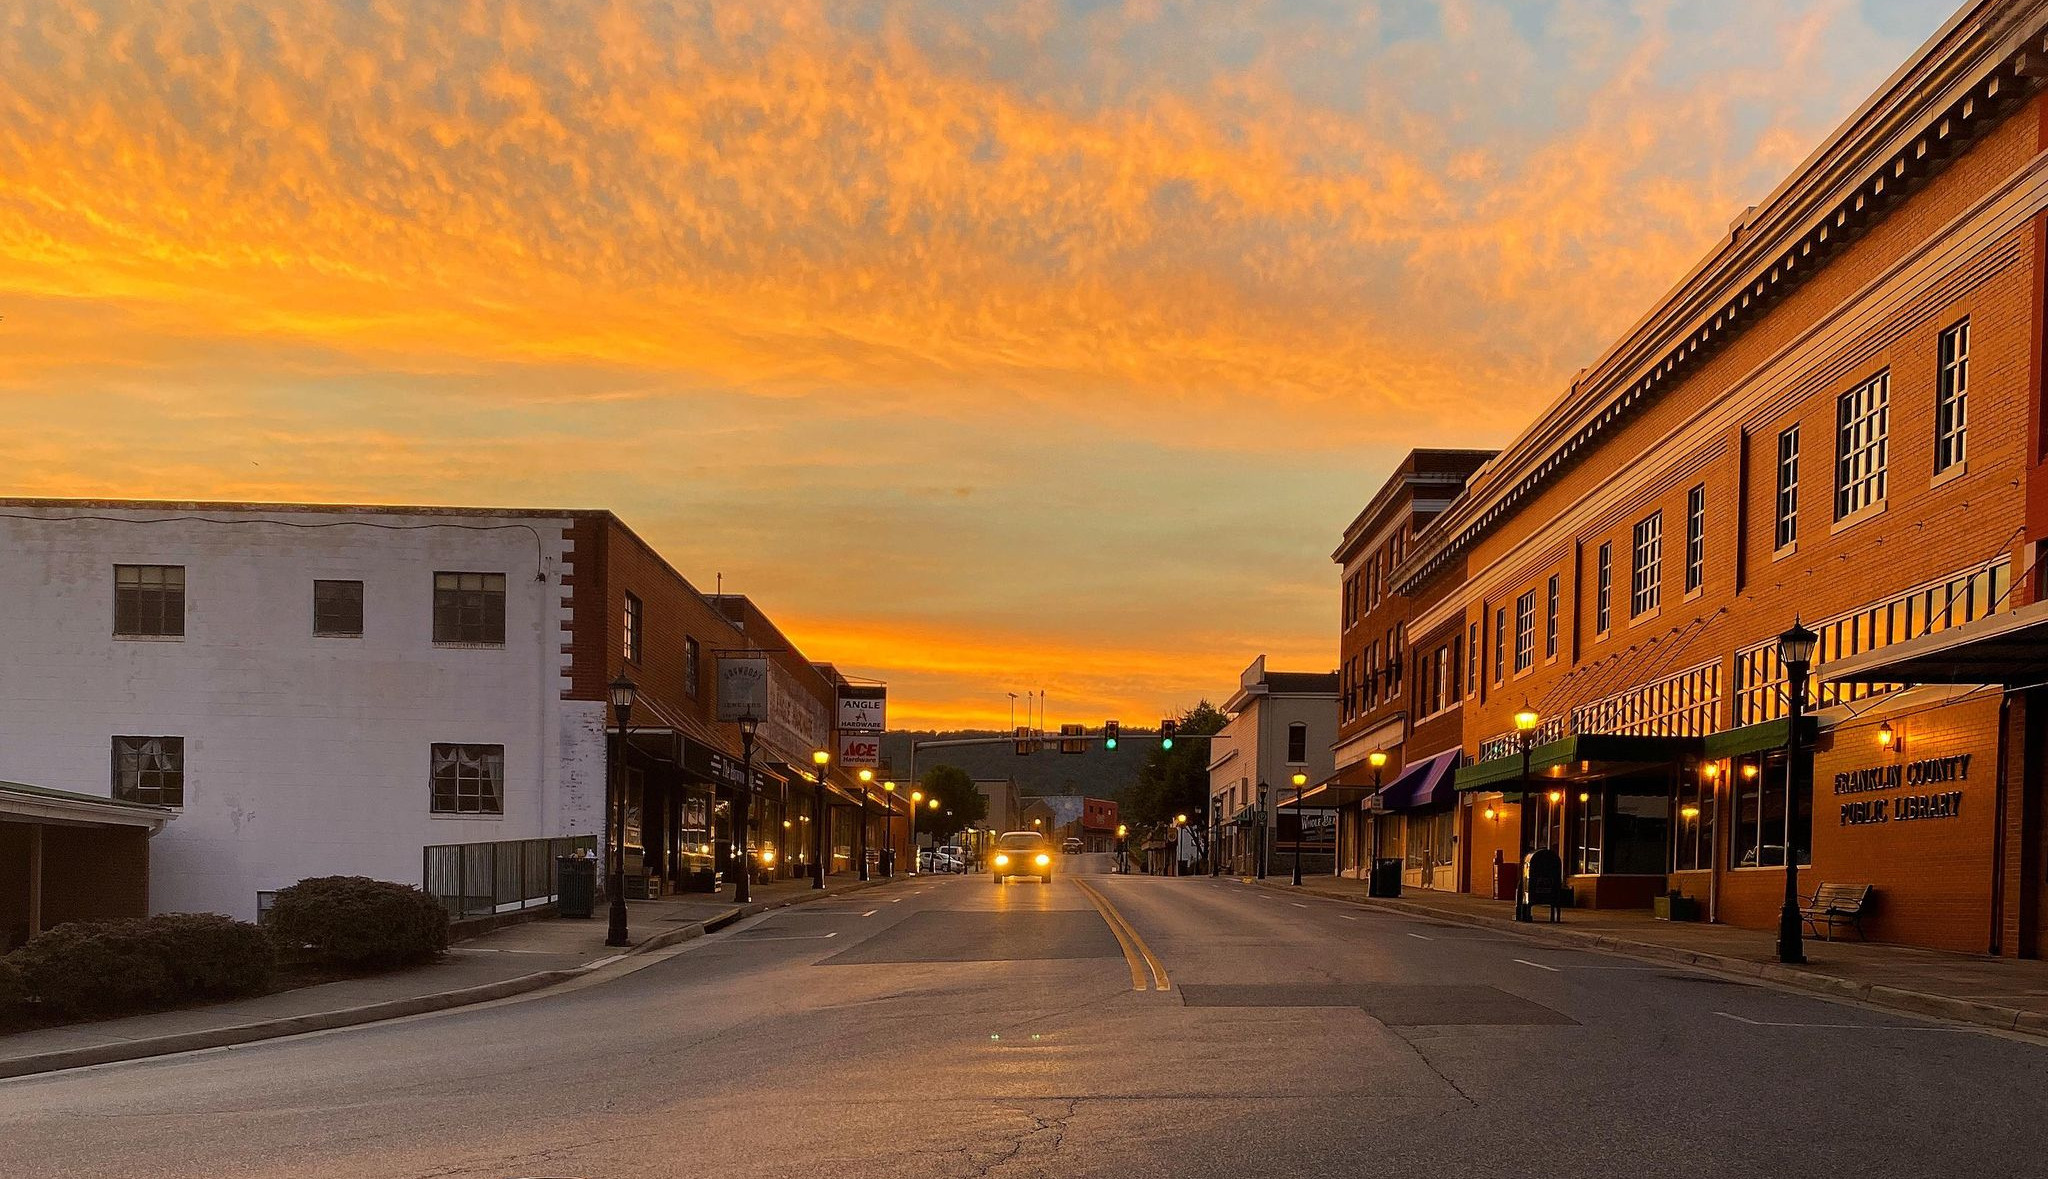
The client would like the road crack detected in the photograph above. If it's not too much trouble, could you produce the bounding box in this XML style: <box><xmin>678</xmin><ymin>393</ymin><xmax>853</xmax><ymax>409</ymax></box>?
<box><xmin>1391</xmin><ymin>1030</ymin><xmax>1476</xmax><ymax>1107</ymax></box>
<box><xmin>952</xmin><ymin>1097</ymin><xmax>1078</xmax><ymax>1179</ymax></box>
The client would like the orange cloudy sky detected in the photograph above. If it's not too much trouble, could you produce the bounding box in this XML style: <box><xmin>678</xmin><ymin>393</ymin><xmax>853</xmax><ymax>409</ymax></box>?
<box><xmin>0</xmin><ymin>0</ymin><xmax>1958</xmax><ymax>728</ymax></box>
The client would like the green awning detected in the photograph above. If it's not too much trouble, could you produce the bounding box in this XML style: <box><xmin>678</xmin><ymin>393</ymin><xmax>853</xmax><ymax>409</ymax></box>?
<box><xmin>1700</xmin><ymin>716</ymin><xmax>1818</xmax><ymax>760</ymax></box>
<box><xmin>1453</xmin><ymin>733</ymin><xmax>1702</xmax><ymax>792</ymax></box>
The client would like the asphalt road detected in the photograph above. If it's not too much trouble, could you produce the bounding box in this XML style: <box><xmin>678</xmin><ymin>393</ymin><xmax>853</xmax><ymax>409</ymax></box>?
<box><xmin>3</xmin><ymin>856</ymin><xmax>2044</xmax><ymax>1178</ymax></box>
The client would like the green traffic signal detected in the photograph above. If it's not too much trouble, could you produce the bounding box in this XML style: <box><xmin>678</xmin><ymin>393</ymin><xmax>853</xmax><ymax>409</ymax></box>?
<box><xmin>1105</xmin><ymin>737</ymin><xmax>1117</xmax><ymax>750</ymax></box>
<box><xmin>1161</xmin><ymin>737</ymin><xmax>1173</xmax><ymax>750</ymax></box>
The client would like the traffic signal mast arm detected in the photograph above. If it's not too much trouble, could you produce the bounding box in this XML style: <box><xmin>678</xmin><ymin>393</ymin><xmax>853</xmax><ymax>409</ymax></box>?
<box><xmin>905</xmin><ymin>727</ymin><xmax>1223</xmax><ymax>783</ymax></box>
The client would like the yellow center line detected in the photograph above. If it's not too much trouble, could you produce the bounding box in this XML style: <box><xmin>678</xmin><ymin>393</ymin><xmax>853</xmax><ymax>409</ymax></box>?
<box><xmin>1074</xmin><ymin>878</ymin><xmax>1147</xmax><ymax>990</ymax></box>
<box><xmin>1075</xmin><ymin>877</ymin><xmax>1171</xmax><ymax>992</ymax></box>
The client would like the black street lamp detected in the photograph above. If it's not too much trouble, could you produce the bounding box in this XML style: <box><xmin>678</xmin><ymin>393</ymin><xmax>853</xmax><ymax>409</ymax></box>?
<box><xmin>605</xmin><ymin>673</ymin><xmax>637</xmax><ymax>948</ymax></box>
<box><xmin>856</xmin><ymin>768</ymin><xmax>874</xmax><ymax>882</ymax></box>
<box><xmin>882</xmin><ymin>780</ymin><xmax>898</xmax><ymax>877</ymax></box>
<box><xmin>1776</xmin><ymin>619</ymin><xmax>1819</xmax><ymax>965</ymax></box>
<box><xmin>811</xmin><ymin>749</ymin><xmax>830</xmax><ymax>889</ymax></box>
<box><xmin>1511</xmin><ymin>705</ymin><xmax>1539</xmax><ymax>922</ymax></box>
<box><xmin>1366</xmin><ymin>750</ymin><xmax>1387</xmax><ymax>892</ymax></box>
<box><xmin>1254</xmin><ymin>782</ymin><xmax>1269</xmax><ymax>879</ymax></box>
<box><xmin>909</xmin><ymin>789</ymin><xmax>924</xmax><ymax>874</ymax></box>
<box><xmin>1290</xmin><ymin>770</ymin><xmax>1308</xmax><ymax>886</ymax></box>
<box><xmin>733</xmin><ymin>715</ymin><xmax>759</xmax><ymax>905</ymax></box>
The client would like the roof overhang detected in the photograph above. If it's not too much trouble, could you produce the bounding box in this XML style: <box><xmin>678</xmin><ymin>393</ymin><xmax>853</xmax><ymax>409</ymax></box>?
<box><xmin>1454</xmin><ymin>734</ymin><xmax>1700</xmax><ymax>792</ymax></box>
<box><xmin>0</xmin><ymin>782</ymin><xmax>174</xmax><ymax>832</ymax></box>
<box><xmin>1823</xmin><ymin>597</ymin><xmax>2048</xmax><ymax>686</ymax></box>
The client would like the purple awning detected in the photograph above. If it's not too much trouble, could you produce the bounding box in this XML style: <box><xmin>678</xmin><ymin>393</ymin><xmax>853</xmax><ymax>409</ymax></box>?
<box><xmin>1376</xmin><ymin>748</ymin><xmax>1461</xmax><ymax>812</ymax></box>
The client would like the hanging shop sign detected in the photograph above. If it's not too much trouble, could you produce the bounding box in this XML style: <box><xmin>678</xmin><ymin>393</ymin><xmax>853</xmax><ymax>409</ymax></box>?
<box><xmin>838</xmin><ymin>731</ymin><xmax>882</xmax><ymax>769</ymax></box>
<box><xmin>716</xmin><ymin>654</ymin><xmax>772</xmax><ymax>724</ymax></box>
<box><xmin>838</xmin><ymin>685</ymin><xmax>887</xmax><ymax>733</ymax></box>
<box><xmin>1833</xmin><ymin>754</ymin><xmax>1970</xmax><ymax>827</ymax></box>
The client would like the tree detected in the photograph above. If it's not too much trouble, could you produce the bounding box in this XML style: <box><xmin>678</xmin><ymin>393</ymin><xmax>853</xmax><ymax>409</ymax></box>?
<box><xmin>917</xmin><ymin>763</ymin><xmax>988</xmax><ymax>839</ymax></box>
<box><xmin>1124</xmin><ymin>701</ymin><xmax>1228</xmax><ymax>859</ymax></box>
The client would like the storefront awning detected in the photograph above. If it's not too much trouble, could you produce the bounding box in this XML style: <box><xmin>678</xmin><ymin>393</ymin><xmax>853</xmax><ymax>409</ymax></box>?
<box><xmin>0</xmin><ymin>780</ymin><xmax>175</xmax><ymax>831</ymax></box>
<box><xmin>1454</xmin><ymin>733</ymin><xmax>1700</xmax><ymax>792</ymax></box>
<box><xmin>1286</xmin><ymin>780</ymin><xmax>1380</xmax><ymax>808</ymax></box>
<box><xmin>1700</xmin><ymin>716</ymin><xmax>1819</xmax><ymax>760</ymax></box>
<box><xmin>1378</xmin><ymin>748</ymin><xmax>1461</xmax><ymax>812</ymax></box>
<box><xmin>1823</xmin><ymin>597</ymin><xmax>2048</xmax><ymax>686</ymax></box>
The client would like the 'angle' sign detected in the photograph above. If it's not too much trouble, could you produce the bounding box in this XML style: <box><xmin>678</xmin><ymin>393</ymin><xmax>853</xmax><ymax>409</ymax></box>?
<box><xmin>838</xmin><ymin>685</ymin><xmax>886</xmax><ymax>733</ymax></box>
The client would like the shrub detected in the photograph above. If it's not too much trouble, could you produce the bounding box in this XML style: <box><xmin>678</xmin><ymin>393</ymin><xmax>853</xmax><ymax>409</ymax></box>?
<box><xmin>9</xmin><ymin>913</ymin><xmax>274</xmax><ymax>1017</ymax></box>
<box><xmin>267</xmin><ymin>876</ymin><xmax>448</xmax><ymax>970</ymax></box>
<box><xmin>0</xmin><ymin>956</ymin><xmax>24</xmax><ymax>1011</ymax></box>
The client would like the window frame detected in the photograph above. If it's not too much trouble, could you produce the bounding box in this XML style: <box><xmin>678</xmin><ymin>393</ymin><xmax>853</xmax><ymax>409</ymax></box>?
<box><xmin>1492</xmin><ymin>607</ymin><xmax>1506</xmax><ymax>685</ymax></box>
<box><xmin>1834</xmin><ymin>371</ymin><xmax>1890</xmax><ymax>521</ymax></box>
<box><xmin>1935</xmin><ymin>319</ymin><xmax>1969</xmax><ymax>474</ymax></box>
<box><xmin>112</xmin><ymin>736</ymin><xmax>184</xmax><ymax>807</ymax></box>
<box><xmin>1630</xmin><ymin>512</ymin><xmax>1662</xmax><ymax>620</ymax></box>
<box><xmin>1684</xmin><ymin>484</ymin><xmax>1706</xmax><ymax>594</ymax></box>
<box><xmin>313</xmin><ymin>579</ymin><xmax>365</xmax><ymax>638</ymax></box>
<box><xmin>1775</xmin><ymin>425</ymin><xmax>1800</xmax><ymax>551</ymax></box>
<box><xmin>114</xmin><ymin>564</ymin><xmax>186</xmax><ymax>639</ymax></box>
<box><xmin>685</xmin><ymin>635</ymin><xmax>702</xmax><ymax>696</ymax></box>
<box><xmin>430</xmin><ymin>742</ymin><xmax>507</xmax><ymax>816</ymax></box>
<box><xmin>432</xmin><ymin>572</ymin><xmax>507</xmax><ymax>646</ymax></box>
<box><xmin>1513</xmin><ymin>590</ymin><xmax>1536</xmax><ymax>674</ymax></box>
<box><xmin>1286</xmin><ymin>723</ymin><xmax>1308</xmax><ymax>765</ymax></box>
<box><xmin>1595</xmin><ymin>543</ymin><xmax>1613</xmax><ymax>635</ymax></box>
<box><xmin>1544</xmin><ymin>574</ymin><xmax>1559</xmax><ymax>661</ymax></box>
<box><xmin>622</xmin><ymin>592</ymin><xmax>644</xmax><ymax>664</ymax></box>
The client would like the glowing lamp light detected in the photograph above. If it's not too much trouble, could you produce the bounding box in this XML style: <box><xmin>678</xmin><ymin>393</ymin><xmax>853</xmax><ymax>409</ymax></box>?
<box><xmin>1703</xmin><ymin>763</ymin><xmax>1719</xmax><ymax>780</ymax></box>
<box><xmin>1368</xmin><ymin>750</ymin><xmax>1388</xmax><ymax>769</ymax></box>
<box><xmin>1578</xmin><ymin>792</ymin><xmax>1590</xmax><ymax>804</ymax></box>
<box><xmin>760</xmin><ymin>848</ymin><xmax>776</xmax><ymax>865</ymax></box>
<box><xmin>1546</xmin><ymin>790</ymin><xmax>1563</xmax><ymax>805</ymax></box>
<box><xmin>883</xmin><ymin>781</ymin><xmax>897</xmax><ymax>793</ymax></box>
<box><xmin>858</xmin><ymin>768</ymin><xmax>874</xmax><ymax>783</ymax></box>
<box><xmin>782</xmin><ymin>819</ymin><xmax>792</xmax><ymax>829</ymax></box>
<box><xmin>1175</xmin><ymin>813</ymin><xmax>1188</xmax><ymax>824</ymax></box>
<box><xmin>1291</xmin><ymin>772</ymin><xmax>1308</xmax><ymax>788</ymax></box>
<box><xmin>1680</xmin><ymin>805</ymin><xmax>1702</xmax><ymax>821</ymax></box>
<box><xmin>812</xmin><ymin>749</ymin><xmax>830</xmax><ymax>767</ymax></box>
<box><xmin>1877</xmin><ymin>721</ymin><xmax>1896</xmax><ymax>748</ymax></box>
<box><xmin>1483</xmin><ymin>807</ymin><xmax>1497</xmax><ymax>821</ymax></box>
<box><xmin>929</xmin><ymin>798</ymin><xmax>939</xmax><ymax>810</ymax></box>
<box><xmin>1514</xmin><ymin>704</ymin><xmax>1541</xmax><ymax>733</ymax></box>
<box><xmin>1742</xmin><ymin>763</ymin><xmax>1759</xmax><ymax>780</ymax></box>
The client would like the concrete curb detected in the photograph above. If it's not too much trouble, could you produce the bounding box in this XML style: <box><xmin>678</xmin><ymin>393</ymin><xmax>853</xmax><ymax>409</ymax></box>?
<box><xmin>0</xmin><ymin>874</ymin><xmax>913</xmax><ymax>1081</ymax></box>
<box><xmin>1242</xmin><ymin>878</ymin><xmax>2039</xmax><ymax>1039</ymax></box>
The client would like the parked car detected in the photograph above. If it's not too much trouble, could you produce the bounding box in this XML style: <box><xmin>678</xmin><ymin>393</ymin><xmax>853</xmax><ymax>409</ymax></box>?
<box><xmin>933</xmin><ymin>845</ymin><xmax>966</xmax><ymax>873</ymax></box>
<box><xmin>991</xmin><ymin>831</ymin><xmax>1054</xmax><ymax>884</ymax></box>
<box><xmin>1062</xmin><ymin>837</ymin><xmax>1084</xmax><ymax>855</ymax></box>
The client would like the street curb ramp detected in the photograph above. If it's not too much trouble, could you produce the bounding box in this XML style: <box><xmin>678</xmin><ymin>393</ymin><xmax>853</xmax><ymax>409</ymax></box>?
<box><xmin>0</xmin><ymin>874</ymin><xmax>903</xmax><ymax>1080</ymax></box>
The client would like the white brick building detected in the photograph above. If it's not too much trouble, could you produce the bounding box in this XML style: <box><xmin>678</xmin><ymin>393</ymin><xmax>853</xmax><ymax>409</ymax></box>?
<box><xmin>0</xmin><ymin>500</ymin><xmax>603</xmax><ymax>921</ymax></box>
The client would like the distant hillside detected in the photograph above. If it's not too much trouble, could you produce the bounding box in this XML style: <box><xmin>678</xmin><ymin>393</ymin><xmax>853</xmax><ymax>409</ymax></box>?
<box><xmin>880</xmin><ymin>730</ymin><xmax>1149</xmax><ymax>801</ymax></box>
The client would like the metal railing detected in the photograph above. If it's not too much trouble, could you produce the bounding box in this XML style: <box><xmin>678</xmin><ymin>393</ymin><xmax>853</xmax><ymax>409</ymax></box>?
<box><xmin>424</xmin><ymin>835</ymin><xmax>596</xmax><ymax>919</ymax></box>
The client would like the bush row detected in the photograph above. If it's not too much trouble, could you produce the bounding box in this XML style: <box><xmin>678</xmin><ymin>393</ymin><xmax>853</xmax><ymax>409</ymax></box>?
<box><xmin>2</xmin><ymin>876</ymin><xmax>448</xmax><ymax>1019</ymax></box>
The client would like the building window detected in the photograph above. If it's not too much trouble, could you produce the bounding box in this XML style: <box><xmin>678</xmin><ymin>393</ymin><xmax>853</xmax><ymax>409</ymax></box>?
<box><xmin>314</xmin><ymin>579</ymin><xmax>364</xmax><ymax>637</ymax></box>
<box><xmin>433</xmin><ymin>572</ymin><xmax>506</xmax><ymax>645</ymax></box>
<box><xmin>1544</xmin><ymin>575</ymin><xmax>1559</xmax><ymax>660</ymax></box>
<box><xmin>113</xmin><ymin>736</ymin><xmax>183</xmax><ymax>806</ymax></box>
<box><xmin>1834</xmin><ymin>371</ymin><xmax>1889</xmax><ymax>519</ymax></box>
<box><xmin>1684</xmin><ymin>485</ymin><xmax>1705</xmax><ymax>593</ymax></box>
<box><xmin>1571</xmin><ymin>660</ymin><xmax>1720</xmax><ymax>738</ymax></box>
<box><xmin>1630</xmin><ymin>513</ymin><xmax>1662</xmax><ymax>619</ymax></box>
<box><xmin>685</xmin><ymin>635</ymin><xmax>701</xmax><ymax>696</ymax></box>
<box><xmin>623</xmin><ymin>592</ymin><xmax>643</xmax><ymax>663</ymax></box>
<box><xmin>1448</xmin><ymin>636</ymin><xmax>1462</xmax><ymax>702</ymax></box>
<box><xmin>1513</xmin><ymin>590</ymin><xmax>1536</xmax><ymax>673</ymax></box>
<box><xmin>1730</xmin><ymin>751</ymin><xmax>1810</xmax><ymax>869</ymax></box>
<box><xmin>1433</xmin><ymin>645</ymin><xmax>1450</xmax><ymax>713</ymax></box>
<box><xmin>1595</xmin><ymin>543</ymin><xmax>1612</xmax><ymax>634</ymax></box>
<box><xmin>1286</xmin><ymin>723</ymin><xmax>1307</xmax><ymax>764</ymax></box>
<box><xmin>1492</xmin><ymin>607</ymin><xmax>1506</xmax><ymax>684</ymax></box>
<box><xmin>114</xmin><ymin>564</ymin><xmax>185</xmax><ymax>638</ymax></box>
<box><xmin>1775</xmin><ymin>425</ymin><xmax>1800</xmax><ymax>550</ymax></box>
<box><xmin>1936</xmin><ymin>319</ymin><xmax>1969</xmax><ymax>473</ymax></box>
<box><xmin>1671</xmin><ymin>768</ymin><xmax>1716</xmax><ymax>872</ymax></box>
<box><xmin>1570</xmin><ymin>793</ymin><xmax>1602</xmax><ymax>877</ymax></box>
<box><xmin>1467</xmin><ymin>621</ymin><xmax>1480</xmax><ymax>694</ymax></box>
<box><xmin>431</xmin><ymin>743</ymin><xmax>506</xmax><ymax>815</ymax></box>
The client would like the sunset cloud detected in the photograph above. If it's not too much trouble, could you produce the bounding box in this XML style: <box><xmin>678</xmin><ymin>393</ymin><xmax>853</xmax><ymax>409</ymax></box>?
<box><xmin>0</xmin><ymin>0</ymin><xmax>1957</xmax><ymax>726</ymax></box>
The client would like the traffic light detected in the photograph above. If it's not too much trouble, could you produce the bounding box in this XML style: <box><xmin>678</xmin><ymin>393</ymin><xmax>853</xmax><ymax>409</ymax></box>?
<box><xmin>1103</xmin><ymin>720</ymin><xmax>1120</xmax><ymax>751</ymax></box>
<box><xmin>1160</xmin><ymin>718</ymin><xmax>1177</xmax><ymax>750</ymax></box>
<box><xmin>1014</xmin><ymin>725</ymin><xmax>1032</xmax><ymax>756</ymax></box>
<box><xmin>1059</xmin><ymin>722</ymin><xmax>1086</xmax><ymax>754</ymax></box>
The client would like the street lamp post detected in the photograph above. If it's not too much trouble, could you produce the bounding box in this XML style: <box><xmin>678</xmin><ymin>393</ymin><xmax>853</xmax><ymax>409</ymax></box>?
<box><xmin>909</xmin><ymin>789</ymin><xmax>924</xmax><ymax>874</ymax></box>
<box><xmin>811</xmin><ymin>749</ymin><xmax>830</xmax><ymax>889</ymax></box>
<box><xmin>1366</xmin><ymin>750</ymin><xmax>1387</xmax><ymax>893</ymax></box>
<box><xmin>1174</xmin><ymin>813</ymin><xmax>1188</xmax><ymax>876</ymax></box>
<box><xmin>856</xmin><ymin>768</ymin><xmax>874</xmax><ymax>883</ymax></box>
<box><xmin>1776</xmin><ymin>619</ymin><xmax>1818</xmax><ymax>965</ymax></box>
<box><xmin>605</xmin><ymin>673</ymin><xmax>637</xmax><ymax>948</ymax></box>
<box><xmin>1255</xmin><ymin>783</ymin><xmax>1269</xmax><ymax>879</ymax></box>
<box><xmin>1512</xmin><ymin>705</ymin><xmax>1539</xmax><ymax>923</ymax></box>
<box><xmin>882</xmin><ymin>781</ymin><xmax>898</xmax><ymax>877</ymax></box>
<box><xmin>1290</xmin><ymin>770</ymin><xmax>1308</xmax><ymax>886</ymax></box>
<box><xmin>734</xmin><ymin>715</ymin><xmax>759</xmax><ymax>905</ymax></box>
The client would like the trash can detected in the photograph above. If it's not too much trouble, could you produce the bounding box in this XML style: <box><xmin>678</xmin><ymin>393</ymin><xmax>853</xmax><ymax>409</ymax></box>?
<box><xmin>1371</xmin><ymin>857</ymin><xmax>1404</xmax><ymax>898</ymax></box>
<box><xmin>557</xmin><ymin>855</ymin><xmax>596</xmax><ymax>919</ymax></box>
<box><xmin>1492</xmin><ymin>860</ymin><xmax>1521</xmax><ymax>902</ymax></box>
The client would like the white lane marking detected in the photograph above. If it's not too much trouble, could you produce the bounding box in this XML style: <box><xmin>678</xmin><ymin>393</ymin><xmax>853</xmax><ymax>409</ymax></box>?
<box><xmin>741</xmin><ymin>932</ymin><xmax>840</xmax><ymax>942</ymax></box>
<box><xmin>585</xmin><ymin>953</ymin><xmax>627</xmax><ymax>968</ymax></box>
<box><xmin>1714</xmin><ymin>1011</ymin><xmax>1973</xmax><ymax>1032</ymax></box>
<box><xmin>1339</xmin><ymin>914</ymin><xmax>1357</xmax><ymax>921</ymax></box>
<box><xmin>1405</xmin><ymin>933</ymin><xmax>1434</xmax><ymax>941</ymax></box>
<box><xmin>1290</xmin><ymin>902</ymin><xmax>1308</xmax><ymax>909</ymax></box>
<box><xmin>891</xmin><ymin>898</ymin><xmax>903</xmax><ymax>903</ymax></box>
<box><xmin>861</xmin><ymin>909</ymin><xmax>879</xmax><ymax>917</ymax></box>
<box><xmin>1513</xmin><ymin>958</ymin><xmax>1562</xmax><ymax>972</ymax></box>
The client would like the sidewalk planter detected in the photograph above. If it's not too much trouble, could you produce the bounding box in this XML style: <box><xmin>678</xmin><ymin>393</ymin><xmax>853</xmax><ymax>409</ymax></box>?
<box><xmin>1653</xmin><ymin>893</ymin><xmax>1702</xmax><ymax>922</ymax></box>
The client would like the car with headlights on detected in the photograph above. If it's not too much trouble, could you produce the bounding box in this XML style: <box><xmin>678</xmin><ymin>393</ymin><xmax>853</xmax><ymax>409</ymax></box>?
<box><xmin>991</xmin><ymin>831</ymin><xmax>1055</xmax><ymax>884</ymax></box>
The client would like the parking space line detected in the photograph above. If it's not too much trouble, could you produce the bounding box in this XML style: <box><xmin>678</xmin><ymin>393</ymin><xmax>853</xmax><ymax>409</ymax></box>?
<box><xmin>1714</xmin><ymin>1011</ymin><xmax>1975</xmax><ymax>1033</ymax></box>
<box><xmin>1512</xmin><ymin>958</ymin><xmax>1561</xmax><ymax>972</ymax></box>
<box><xmin>1339</xmin><ymin>914</ymin><xmax>1357</xmax><ymax>921</ymax></box>
<box><xmin>1290</xmin><ymin>902</ymin><xmax>1308</xmax><ymax>909</ymax></box>
<box><xmin>860</xmin><ymin>910</ymin><xmax>878</xmax><ymax>917</ymax></box>
<box><xmin>1406</xmin><ymin>933</ymin><xmax>1434</xmax><ymax>941</ymax></box>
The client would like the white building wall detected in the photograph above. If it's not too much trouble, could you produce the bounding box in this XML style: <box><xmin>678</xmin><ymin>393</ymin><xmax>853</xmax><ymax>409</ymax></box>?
<box><xmin>0</xmin><ymin>505</ymin><xmax>595</xmax><ymax>920</ymax></box>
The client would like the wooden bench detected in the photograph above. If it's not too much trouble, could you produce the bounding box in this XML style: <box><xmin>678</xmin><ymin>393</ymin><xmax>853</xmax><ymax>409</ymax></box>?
<box><xmin>1801</xmin><ymin>883</ymin><xmax>1873</xmax><ymax>941</ymax></box>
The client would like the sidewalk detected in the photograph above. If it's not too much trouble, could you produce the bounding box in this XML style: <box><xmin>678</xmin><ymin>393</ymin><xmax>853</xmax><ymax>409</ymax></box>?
<box><xmin>0</xmin><ymin>870</ymin><xmax>909</xmax><ymax>1079</ymax></box>
<box><xmin>1247</xmin><ymin>873</ymin><xmax>2048</xmax><ymax>1037</ymax></box>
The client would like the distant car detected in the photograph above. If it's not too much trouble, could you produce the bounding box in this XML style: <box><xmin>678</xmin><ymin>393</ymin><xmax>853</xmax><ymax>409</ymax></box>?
<box><xmin>992</xmin><ymin>831</ymin><xmax>1055</xmax><ymax>884</ymax></box>
<box><xmin>1062</xmin><ymin>837</ymin><xmax>1084</xmax><ymax>855</ymax></box>
<box><xmin>934</xmin><ymin>845</ymin><xmax>966</xmax><ymax>873</ymax></box>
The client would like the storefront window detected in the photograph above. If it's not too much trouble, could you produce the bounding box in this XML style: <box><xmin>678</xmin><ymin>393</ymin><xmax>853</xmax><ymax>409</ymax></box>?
<box><xmin>1570</xmin><ymin>793</ymin><xmax>1602</xmax><ymax>876</ymax></box>
<box><xmin>1730</xmin><ymin>751</ymin><xmax>1811</xmax><ymax>868</ymax></box>
<box><xmin>1606</xmin><ymin>793</ymin><xmax>1668</xmax><ymax>875</ymax></box>
<box><xmin>1670</xmin><ymin>768</ymin><xmax>1717</xmax><ymax>872</ymax></box>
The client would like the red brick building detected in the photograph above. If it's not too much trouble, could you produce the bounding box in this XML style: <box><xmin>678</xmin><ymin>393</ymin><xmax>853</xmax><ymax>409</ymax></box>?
<box><xmin>1342</xmin><ymin>2</ymin><xmax>2048</xmax><ymax>956</ymax></box>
